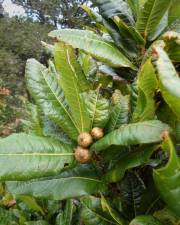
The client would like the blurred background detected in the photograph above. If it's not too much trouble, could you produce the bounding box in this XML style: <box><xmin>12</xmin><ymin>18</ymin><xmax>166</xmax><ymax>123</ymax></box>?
<box><xmin>0</xmin><ymin>0</ymin><xmax>92</xmax><ymax>136</ymax></box>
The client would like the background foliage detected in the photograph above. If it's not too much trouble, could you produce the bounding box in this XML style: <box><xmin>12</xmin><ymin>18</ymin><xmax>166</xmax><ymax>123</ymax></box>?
<box><xmin>0</xmin><ymin>0</ymin><xmax>89</xmax><ymax>135</ymax></box>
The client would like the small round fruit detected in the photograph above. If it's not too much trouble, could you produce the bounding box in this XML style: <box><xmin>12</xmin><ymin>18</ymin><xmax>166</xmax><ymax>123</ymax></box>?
<box><xmin>75</xmin><ymin>146</ymin><xmax>91</xmax><ymax>163</ymax></box>
<box><xmin>91</xmin><ymin>127</ymin><xmax>104</xmax><ymax>140</ymax></box>
<box><xmin>77</xmin><ymin>132</ymin><xmax>93</xmax><ymax>147</ymax></box>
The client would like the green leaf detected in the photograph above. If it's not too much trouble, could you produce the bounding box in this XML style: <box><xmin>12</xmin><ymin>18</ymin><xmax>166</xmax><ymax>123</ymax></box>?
<box><xmin>130</xmin><ymin>81</ymin><xmax>138</xmax><ymax>113</ymax></box>
<box><xmin>119</xmin><ymin>172</ymin><xmax>146</xmax><ymax>219</ymax></box>
<box><xmin>106</xmin><ymin>93</ymin><xmax>129</xmax><ymax>132</ymax></box>
<box><xmin>113</xmin><ymin>16</ymin><xmax>145</xmax><ymax>47</ymax></box>
<box><xmin>105</xmin><ymin>145</ymin><xmax>158</xmax><ymax>182</ymax></box>
<box><xmin>56</xmin><ymin>199</ymin><xmax>74</xmax><ymax>225</ymax></box>
<box><xmin>139</xmin><ymin>0</ymin><xmax>146</xmax><ymax>8</ymax></box>
<box><xmin>102</xmin><ymin>19</ymin><xmax>135</xmax><ymax>58</ymax></box>
<box><xmin>49</xmin><ymin>29</ymin><xmax>136</xmax><ymax>70</ymax></box>
<box><xmin>162</xmin><ymin>31</ymin><xmax>180</xmax><ymax>62</ymax></box>
<box><xmin>0</xmin><ymin>134</ymin><xmax>74</xmax><ymax>181</ymax></box>
<box><xmin>100</xmin><ymin>195</ymin><xmax>126</xmax><ymax>225</ymax></box>
<box><xmin>55</xmin><ymin>43</ymin><xmax>90</xmax><ymax>93</ymax></box>
<box><xmin>136</xmin><ymin>0</ymin><xmax>172</xmax><ymax>39</ymax></box>
<box><xmin>17</xmin><ymin>195</ymin><xmax>44</xmax><ymax>215</ymax></box>
<box><xmin>27</xmin><ymin>103</ymin><xmax>43</xmax><ymax>136</ymax></box>
<box><xmin>167</xmin><ymin>18</ymin><xmax>180</xmax><ymax>33</ymax></box>
<box><xmin>81</xmin><ymin>196</ymin><xmax>124</xmax><ymax>225</ymax></box>
<box><xmin>42</xmin><ymin>118</ymin><xmax>73</xmax><ymax>145</ymax></box>
<box><xmin>91</xmin><ymin>120</ymin><xmax>170</xmax><ymax>152</ymax></box>
<box><xmin>92</xmin><ymin>0</ymin><xmax>135</xmax><ymax>25</ymax></box>
<box><xmin>25</xmin><ymin>59</ymin><xmax>79</xmax><ymax>140</ymax></box>
<box><xmin>25</xmin><ymin>221</ymin><xmax>50</xmax><ymax>225</ymax></box>
<box><xmin>153</xmin><ymin>136</ymin><xmax>180</xmax><ymax>217</ymax></box>
<box><xmin>0</xmin><ymin>207</ymin><xmax>17</xmax><ymax>225</ymax></box>
<box><xmin>7</xmin><ymin>165</ymin><xmax>106</xmax><ymax>200</ymax></box>
<box><xmin>169</xmin><ymin>0</ymin><xmax>180</xmax><ymax>25</ymax></box>
<box><xmin>82</xmin><ymin>89</ymin><xmax>110</xmax><ymax>129</ymax></box>
<box><xmin>127</xmin><ymin>0</ymin><xmax>140</xmax><ymax>18</ymax></box>
<box><xmin>152</xmin><ymin>46</ymin><xmax>180</xmax><ymax>119</ymax></box>
<box><xmin>130</xmin><ymin>215</ymin><xmax>163</xmax><ymax>225</ymax></box>
<box><xmin>54</xmin><ymin>43</ymin><xmax>91</xmax><ymax>133</ymax></box>
<box><xmin>148</xmin><ymin>12</ymin><xmax>168</xmax><ymax>41</ymax></box>
<box><xmin>132</xmin><ymin>59</ymin><xmax>158</xmax><ymax>122</ymax></box>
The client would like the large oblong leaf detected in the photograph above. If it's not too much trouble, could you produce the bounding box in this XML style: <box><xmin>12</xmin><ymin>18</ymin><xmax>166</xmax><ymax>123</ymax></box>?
<box><xmin>92</xmin><ymin>0</ymin><xmax>134</xmax><ymax>25</ymax></box>
<box><xmin>152</xmin><ymin>46</ymin><xmax>180</xmax><ymax>119</ymax></box>
<box><xmin>49</xmin><ymin>29</ymin><xmax>136</xmax><ymax>70</ymax></box>
<box><xmin>136</xmin><ymin>0</ymin><xmax>172</xmax><ymax>39</ymax></box>
<box><xmin>113</xmin><ymin>16</ymin><xmax>145</xmax><ymax>48</ymax></box>
<box><xmin>26</xmin><ymin>59</ymin><xmax>79</xmax><ymax>140</ymax></box>
<box><xmin>54</xmin><ymin>43</ymin><xmax>91</xmax><ymax>133</ymax></box>
<box><xmin>153</xmin><ymin>136</ymin><xmax>180</xmax><ymax>217</ymax></box>
<box><xmin>91</xmin><ymin>120</ymin><xmax>170</xmax><ymax>152</ymax></box>
<box><xmin>0</xmin><ymin>134</ymin><xmax>74</xmax><ymax>181</ymax></box>
<box><xmin>132</xmin><ymin>59</ymin><xmax>158</xmax><ymax>122</ymax></box>
<box><xmin>6</xmin><ymin>165</ymin><xmax>106</xmax><ymax>201</ymax></box>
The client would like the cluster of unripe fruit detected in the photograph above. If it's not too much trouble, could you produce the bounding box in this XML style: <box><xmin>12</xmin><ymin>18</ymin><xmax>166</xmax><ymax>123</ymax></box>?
<box><xmin>75</xmin><ymin>127</ymin><xmax>104</xmax><ymax>163</ymax></box>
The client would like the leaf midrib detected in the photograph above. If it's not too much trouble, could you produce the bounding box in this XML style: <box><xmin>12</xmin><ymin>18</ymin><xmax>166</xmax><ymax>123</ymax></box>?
<box><xmin>60</xmin><ymin>32</ymin><xmax>131</xmax><ymax>65</ymax></box>
<box><xmin>90</xmin><ymin>88</ymin><xmax>100</xmax><ymax>129</ymax></box>
<box><xmin>111</xmin><ymin>105</ymin><xmax>123</xmax><ymax>131</ymax></box>
<box><xmin>144</xmin><ymin>0</ymin><xmax>159</xmax><ymax>35</ymax></box>
<box><xmin>0</xmin><ymin>153</ymin><xmax>74</xmax><ymax>156</ymax></box>
<box><xmin>40</xmin><ymin>67</ymin><xmax>80</xmax><ymax>134</ymax></box>
<box><xmin>66</xmin><ymin>49</ymin><xmax>84</xmax><ymax>132</ymax></box>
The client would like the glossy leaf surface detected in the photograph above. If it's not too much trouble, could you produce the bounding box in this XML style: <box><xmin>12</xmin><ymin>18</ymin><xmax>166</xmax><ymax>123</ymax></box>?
<box><xmin>56</xmin><ymin>199</ymin><xmax>74</xmax><ymax>225</ymax></box>
<box><xmin>162</xmin><ymin>31</ymin><xmax>180</xmax><ymax>62</ymax></box>
<box><xmin>100</xmin><ymin>195</ymin><xmax>126</xmax><ymax>225</ymax></box>
<box><xmin>92</xmin><ymin>0</ymin><xmax>134</xmax><ymax>25</ymax></box>
<box><xmin>54</xmin><ymin>43</ymin><xmax>91</xmax><ymax>133</ymax></box>
<box><xmin>49</xmin><ymin>29</ymin><xmax>136</xmax><ymax>69</ymax></box>
<box><xmin>153</xmin><ymin>46</ymin><xmax>180</xmax><ymax>119</ymax></box>
<box><xmin>7</xmin><ymin>165</ymin><xmax>106</xmax><ymax>200</ymax></box>
<box><xmin>107</xmin><ymin>94</ymin><xmax>129</xmax><ymax>132</ymax></box>
<box><xmin>136</xmin><ymin>0</ymin><xmax>172</xmax><ymax>39</ymax></box>
<box><xmin>153</xmin><ymin>137</ymin><xmax>180</xmax><ymax>217</ymax></box>
<box><xmin>81</xmin><ymin>196</ymin><xmax>125</xmax><ymax>225</ymax></box>
<box><xmin>127</xmin><ymin>0</ymin><xmax>139</xmax><ymax>18</ymax></box>
<box><xmin>132</xmin><ymin>59</ymin><xmax>158</xmax><ymax>122</ymax></box>
<box><xmin>26</xmin><ymin>59</ymin><xmax>78</xmax><ymax>140</ymax></box>
<box><xmin>0</xmin><ymin>134</ymin><xmax>74</xmax><ymax>180</ymax></box>
<box><xmin>106</xmin><ymin>145</ymin><xmax>158</xmax><ymax>182</ymax></box>
<box><xmin>130</xmin><ymin>215</ymin><xmax>163</xmax><ymax>225</ymax></box>
<box><xmin>91</xmin><ymin>120</ymin><xmax>170</xmax><ymax>152</ymax></box>
<box><xmin>82</xmin><ymin>89</ymin><xmax>110</xmax><ymax>129</ymax></box>
<box><xmin>169</xmin><ymin>0</ymin><xmax>180</xmax><ymax>25</ymax></box>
